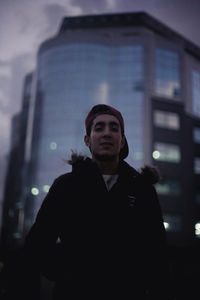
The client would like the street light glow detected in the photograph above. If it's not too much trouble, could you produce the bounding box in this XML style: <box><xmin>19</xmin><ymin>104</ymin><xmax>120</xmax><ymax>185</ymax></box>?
<box><xmin>152</xmin><ymin>150</ymin><xmax>160</xmax><ymax>159</ymax></box>
<box><xmin>43</xmin><ymin>185</ymin><xmax>50</xmax><ymax>193</ymax></box>
<box><xmin>31</xmin><ymin>187</ymin><xmax>39</xmax><ymax>196</ymax></box>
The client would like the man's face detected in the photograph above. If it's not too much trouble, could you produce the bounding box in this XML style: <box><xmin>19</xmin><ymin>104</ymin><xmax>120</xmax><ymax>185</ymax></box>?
<box><xmin>84</xmin><ymin>114</ymin><xmax>125</xmax><ymax>160</ymax></box>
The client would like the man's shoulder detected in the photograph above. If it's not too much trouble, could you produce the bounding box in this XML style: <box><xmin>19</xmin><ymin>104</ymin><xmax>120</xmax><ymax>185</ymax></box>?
<box><xmin>139</xmin><ymin>165</ymin><xmax>161</xmax><ymax>185</ymax></box>
<box><xmin>122</xmin><ymin>160</ymin><xmax>161</xmax><ymax>186</ymax></box>
<box><xmin>54</xmin><ymin>172</ymin><xmax>74</xmax><ymax>184</ymax></box>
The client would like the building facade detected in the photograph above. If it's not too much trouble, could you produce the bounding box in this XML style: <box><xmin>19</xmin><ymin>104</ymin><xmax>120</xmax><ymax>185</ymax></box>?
<box><xmin>3</xmin><ymin>12</ymin><xmax>200</xmax><ymax>247</ymax></box>
<box><xmin>1</xmin><ymin>73</ymin><xmax>33</xmax><ymax>250</ymax></box>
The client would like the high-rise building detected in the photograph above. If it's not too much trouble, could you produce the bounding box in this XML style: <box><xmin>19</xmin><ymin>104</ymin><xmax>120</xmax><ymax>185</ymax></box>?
<box><xmin>1</xmin><ymin>73</ymin><xmax>33</xmax><ymax>250</ymax></box>
<box><xmin>7</xmin><ymin>12</ymin><xmax>200</xmax><ymax>247</ymax></box>
<box><xmin>0</xmin><ymin>154</ymin><xmax>9</xmax><ymax>238</ymax></box>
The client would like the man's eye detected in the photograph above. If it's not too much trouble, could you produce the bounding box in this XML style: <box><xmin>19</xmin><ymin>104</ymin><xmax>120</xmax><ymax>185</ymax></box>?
<box><xmin>95</xmin><ymin>126</ymin><xmax>103</xmax><ymax>131</ymax></box>
<box><xmin>111</xmin><ymin>127</ymin><xmax>119</xmax><ymax>132</ymax></box>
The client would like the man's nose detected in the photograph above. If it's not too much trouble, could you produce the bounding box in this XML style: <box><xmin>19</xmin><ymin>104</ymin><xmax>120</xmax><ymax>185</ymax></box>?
<box><xmin>103</xmin><ymin>126</ymin><xmax>111</xmax><ymax>136</ymax></box>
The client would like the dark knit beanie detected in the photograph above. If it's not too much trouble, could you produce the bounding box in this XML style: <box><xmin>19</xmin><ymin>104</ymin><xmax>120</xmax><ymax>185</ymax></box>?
<box><xmin>85</xmin><ymin>104</ymin><xmax>129</xmax><ymax>160</ymax></box>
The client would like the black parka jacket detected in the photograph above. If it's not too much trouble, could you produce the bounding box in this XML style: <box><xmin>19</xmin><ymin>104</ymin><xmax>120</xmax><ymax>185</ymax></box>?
<box><xmin>4</xmin><ymin>155</ymin><xmax>174</xmax><ymax>299</ymax></box>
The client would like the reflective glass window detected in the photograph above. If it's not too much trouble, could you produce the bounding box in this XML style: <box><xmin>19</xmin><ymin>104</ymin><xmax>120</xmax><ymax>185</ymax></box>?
<box><xmin>192</xmin><ymin>70</ymin><xmax>200</xmax><ymax>117</ymax></box>
<box><xmin>155</xmin><ymin>48</ymin><xmax>180</xmax><ymax>98</ymax></box>
<box><xmin>155</xmin><ymin>178</ymin><xmax>181</xmax><ymax>196</ymax></box>
<box><xmin>154</xmin><ymin>110</ymin><xmax>180</xmax><ymax>130</ymax></box>
<box><xmin>193</xmin><ymin>127</ymin><xmax>200</xmax><ymax>143</ymax></box>
<box><xmin>194</xmin><ymin>157</ymin><xmax>200</xmax><ymax>174</ymax></box>
<box><xmin>153</xmin><ymin>142</ymin><xmax>181</xmax><ymax>163</ymax></box>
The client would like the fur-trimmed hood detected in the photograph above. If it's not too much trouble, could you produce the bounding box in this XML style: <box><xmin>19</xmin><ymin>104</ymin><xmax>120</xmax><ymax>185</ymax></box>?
<box><xmin>67</xmin><ymin>152</ymin><xmax>161</xmax><ymax>184</ymax></box>
<box><xmin>139</xmin><ymin>165</ymin><xmax>161</xmax><ymax>184</ymax></box>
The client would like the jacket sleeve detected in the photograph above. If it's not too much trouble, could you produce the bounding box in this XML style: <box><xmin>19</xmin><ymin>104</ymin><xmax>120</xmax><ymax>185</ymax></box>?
<box><xmin>146</xmin><ymin>185</ymin><xmax>167</xmax><ymax>244</ymax></box>
<box><xmin>24</xmin><ymin>177</ymin><xmax>63</xmax><ymax>253</ymax></box>
<box><xmin>143</xmin><ymin>184</ymin><xmax>175</xmax><ymax>299</ymax></box>
<box><xmin>0</xmin><ymin>177</ymin><xmax>67</xmax><ymax>300</ymax></box>
<box><xmin>23</xmin><ymin>176</ymin><xmax>68</xmax><ymax>279</ymax></box>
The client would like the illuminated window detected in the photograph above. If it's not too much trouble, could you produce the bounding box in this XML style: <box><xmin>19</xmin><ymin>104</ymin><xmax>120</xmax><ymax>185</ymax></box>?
<box><xmin>163</xmin><ymin>222</ymin><xmax>170</xmax><ymax>230</ymax></box>
<box><xmin>155</xmin><ymin>48</ymin><xmax>180</xmax><ymax>98</ymax></box>
<box><xmin>155</xmin><ymin>179</ymin><xmax>181</xmax><ymax>196</ymax></box>
<box><xmin>192</xmin><ymin>70</ymin><xmax>200</xmax><ymax>117</ymax></box>
<box><xmin>194</xmin><ymin>157</ymin><xmax>200</xmax><ymax>174</ymax></box>
<box><xmin>193</xmin><ymin>127</ymin><xmax>200</xmax><ymax>143</ymax></box>
<box><xmin>154</xmin><ymin>110</ymin><xmax>180</xmax><ymax>130</ymax></box>
<box><xmin>153</xmin><ymin>142</ymin><xmax>181</xmax><ymax>163</ymax></box>
<box><xmin>195</xmin><ymin>222</ymin><xmax>200</xmax><ymax>238</ymax></box>
<box><xmin>163</xmin><ymin>215</ymin><xmax>182</xmax><ymax>232</ymax></box>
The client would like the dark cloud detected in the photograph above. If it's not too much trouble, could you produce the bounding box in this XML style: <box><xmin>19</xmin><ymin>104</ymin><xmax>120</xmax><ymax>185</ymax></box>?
<box><xmin>40</xmin><ymin>0</ymin><xmax>200</xmax><ymax>47</ymax></box>
<box><xmin>42</xmin><ymin>3</ymin><xmax>68</xmax><ymax>37</ymax></box>
<box><xmin>42</xmin><ymin>0</ymin><xmax>113</xmax><ymax>39</ymax></box>
<box><xmin>43</xmin><ymin>3</ymin><xmax>67</xmax><ymax>24</ymax></box>
<box><xmin>150</xmin><ymin>0</ymin><xmax>200</xmax><ymax>46</ymax></box>
<box><xmin>110</xmin><ymin>0</ymin><xmax>200</xmax><ymax>47</ymax></box>
<box><xmin>0</xmin><ymin>76</ymin><xmax>10</xmax><ymax>103</ymax></box>
<box><xmin>0</xmin><ymin>60</ymin><xmax>10</xmax><ymax>66</ymax></box>
<box><xmin>7</xmin><ymin>54</ymin><xmax>34</xmax><ymax>114</ymax></box>
<box><xmin>41</xmin><ymin>1</ymin><xmax>110</xmax><ymax>38</ymax></box>
<box><xmin>71</xmin><ymin>0</ymin><xmax>110</xmax><ymax>14</ymax></box>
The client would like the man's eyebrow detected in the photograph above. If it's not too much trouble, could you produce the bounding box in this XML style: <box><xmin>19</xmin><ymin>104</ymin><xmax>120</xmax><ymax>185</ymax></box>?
<box><xmin>109</xmin><ymin>121</ymin><xmax>119</xmax><ymax>126</ymax></box>
<box><xmin>94</xmin><ymin>121</ymin><xmax>105</xmax><ymax>127</ymax></box>
<box><xmin>94</xmin><ymin>121</ymin><xmax>120</xmax><ymax>127</ymax></box>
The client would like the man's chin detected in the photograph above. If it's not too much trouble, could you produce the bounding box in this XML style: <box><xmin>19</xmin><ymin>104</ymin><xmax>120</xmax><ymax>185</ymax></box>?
<box><xmin>94</xmin><ymin>153</ymin><xmax>116</xmax><ymax>161</ymax></box>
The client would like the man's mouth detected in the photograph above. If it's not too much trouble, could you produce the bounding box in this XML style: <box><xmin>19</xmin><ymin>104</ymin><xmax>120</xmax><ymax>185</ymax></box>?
<box><xmin>100</xmin><ymin>142</ymin><xmax>113</xmax><ymax>148</ymax></box>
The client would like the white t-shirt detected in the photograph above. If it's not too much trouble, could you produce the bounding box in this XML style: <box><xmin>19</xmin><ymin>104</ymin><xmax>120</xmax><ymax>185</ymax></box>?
<box><xmin>102</xmin><ymin>174</ymin><xmax>119</xmax><ymax>191</ymax></box>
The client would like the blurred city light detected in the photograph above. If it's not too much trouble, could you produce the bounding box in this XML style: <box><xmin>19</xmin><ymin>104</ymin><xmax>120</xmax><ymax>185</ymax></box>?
<box><xmin>195</xmin><ymin>222</ymin><xmax>200</xmax><ymax>238</ymax></box>
<box><xmin>152</xmin><ymin>150</ymin><xmax>160</xmax><ymax>159</ymax></box>
<box><xmin>43</xmin><ymin>185</ymin><xmax>50</xmax><ymax>193</ymax></box>
<box><xmin>31</xmin><ymin>187</ymin><xmax>39</xmax><ymax>196</ymax></box>
<box><xmin>49</xmin><ymin>142</ymin><xmax>57</xmax><ymax>150</ymax></box>
<box><xmin>164</xmin><ymin>222</ymin><xmax>170</xmax><ymax>230</ymax></box>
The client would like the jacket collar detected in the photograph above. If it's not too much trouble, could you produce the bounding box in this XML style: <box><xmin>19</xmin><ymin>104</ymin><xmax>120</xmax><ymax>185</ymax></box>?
<box><xmin>67</xmin><ymin>152</ymin><xmax>160</xmax><ymax>185</ymax></box>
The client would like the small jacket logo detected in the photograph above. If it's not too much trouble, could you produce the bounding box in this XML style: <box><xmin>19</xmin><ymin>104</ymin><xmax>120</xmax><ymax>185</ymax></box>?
<box><xmin>128</xmin><ymin>195</ymin><xmax>136</xmax><ymax>207</ymax></box>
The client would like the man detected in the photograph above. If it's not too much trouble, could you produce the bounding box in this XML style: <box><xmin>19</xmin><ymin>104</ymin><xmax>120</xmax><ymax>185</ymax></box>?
<box><xmin>2</xmin><ymin>104</ymin><xmax>174</xmax><ymax>299</ymax></box>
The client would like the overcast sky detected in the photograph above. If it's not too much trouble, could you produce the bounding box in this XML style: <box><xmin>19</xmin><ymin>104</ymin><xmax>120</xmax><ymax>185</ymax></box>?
<box><xmin>1</xmin><ymin>0</ymin><xmax>200</xmax><ymax>156</ymax></box>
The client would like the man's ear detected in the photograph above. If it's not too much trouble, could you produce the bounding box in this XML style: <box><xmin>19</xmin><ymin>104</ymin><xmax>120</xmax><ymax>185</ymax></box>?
<box><xmin>84</xmin><ymin>135</ymin><xmax>90</xmax><ymax>147</ymax></box>
<box><xmin>121</xmin><ymin>136</ymin><xmax>125</xmax><ymax>149</ymax></box>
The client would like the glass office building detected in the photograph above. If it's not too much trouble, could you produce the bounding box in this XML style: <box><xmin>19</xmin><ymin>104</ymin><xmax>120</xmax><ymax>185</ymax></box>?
<box><xmin>29</xmin><ymin>22</ymin><xmax>147</xmax><ymax>217</ymax></box>
<box><xmin>4</xmin><ymin>12</ymin><xmax>199</xmax><ymax>246</ymax></box>
<box><xmin>36</xmin><ymin>43</ymin><xmax>144</xmax><ymax>176</ymax></box>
